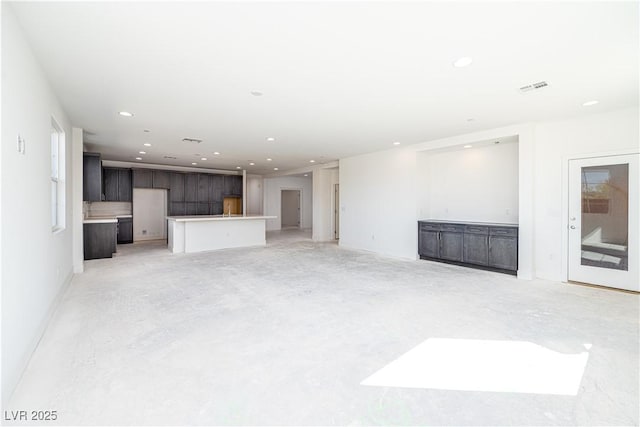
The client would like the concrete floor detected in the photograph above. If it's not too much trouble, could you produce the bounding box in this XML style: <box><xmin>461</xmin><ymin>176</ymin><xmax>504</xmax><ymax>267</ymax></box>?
<box><xmin>7</xmin><ymin>230</ymin><xmax>639</xmax><ymax>426</ymax></box>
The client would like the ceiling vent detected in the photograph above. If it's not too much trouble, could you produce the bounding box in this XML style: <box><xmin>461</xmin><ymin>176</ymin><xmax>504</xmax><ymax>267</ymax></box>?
<box><xmin>163</xmin><ymin>155</ymin><xmax>177</xmax><ymax>160</ymax></box>
<box><xmin>519</xmin><ymin>81</ymin><xmax>549</xmax><ymax>93</ymax></box>
<box><xmin>182</xmin><ymin>137</ymin><xmax>202</xmax><ymax>144</ymax></box>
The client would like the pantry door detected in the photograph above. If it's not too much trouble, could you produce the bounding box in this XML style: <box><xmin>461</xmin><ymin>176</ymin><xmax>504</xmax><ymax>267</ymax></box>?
<box><xmin>568</xmin><ymin>154</ymin><xmax>639</xmax><ymax>291</ymax></box>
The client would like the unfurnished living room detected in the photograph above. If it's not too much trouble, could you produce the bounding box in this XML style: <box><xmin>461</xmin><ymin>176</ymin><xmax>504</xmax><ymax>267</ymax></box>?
<box><xmin>1</xmin><ymin>1</ymin><xmax>639</xmax><ymax>426</ymax></box>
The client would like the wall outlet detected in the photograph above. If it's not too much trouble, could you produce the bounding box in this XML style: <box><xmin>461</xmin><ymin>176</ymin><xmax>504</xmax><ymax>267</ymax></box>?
<box><xmin>17</xmin><ymin>134</ymin><xmax>26</xmax><ymax>155</ymax></box>
<box><xmin>142</xmin><ymin>229</ymin><xmax>147</xmax><ymax>235</ymax></box>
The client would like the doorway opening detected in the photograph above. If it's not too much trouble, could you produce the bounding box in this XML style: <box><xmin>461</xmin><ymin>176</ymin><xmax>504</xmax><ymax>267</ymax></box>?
<box><xmin>281</xmin><ymin>189</ymin><xmax>301</xmax><ymax>229</ymax></box>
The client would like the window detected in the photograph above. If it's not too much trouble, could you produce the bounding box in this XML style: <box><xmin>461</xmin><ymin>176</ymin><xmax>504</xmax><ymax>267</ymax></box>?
<box><xmin>51</xmin><ymin>118</ymin><xmax>65</xmax><ymax>231</ymax></box>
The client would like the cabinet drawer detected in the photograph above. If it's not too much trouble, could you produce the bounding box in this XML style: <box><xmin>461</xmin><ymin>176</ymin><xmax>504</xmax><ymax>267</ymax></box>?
<box><xmin>419</xmin><ymin>222</ymin><xmax>441</xmax><ymax>231</ymax></box>
<box><xmin>490</xmin><ymin>227</ymin><xmax>518</xmax><ymax>237</ymax></box>
<box><xmin>464</xmin><ymin>225</ymin><xmax>489</xmax><ymax>235</ymax></box>
<box><xmin>440</xmin><ymin>224</ymin><xmax>464</xmax><ymax>233</ymax></box>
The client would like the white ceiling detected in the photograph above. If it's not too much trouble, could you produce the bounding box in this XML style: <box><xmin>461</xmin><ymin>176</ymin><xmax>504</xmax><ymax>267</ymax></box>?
<box><xmin>10</xmin><ymin>1</ymin><xmax>638</xmax><ymax>174</ymax></box>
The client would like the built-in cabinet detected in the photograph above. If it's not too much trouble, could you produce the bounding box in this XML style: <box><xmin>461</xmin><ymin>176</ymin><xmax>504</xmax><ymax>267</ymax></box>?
<box><xmin>103</xmin><ymin>168</ymin><xmax>132</xmax><ymax>202</ymax></box>
<box><xmin>418</xmin><ymin>221</ymin><xmax>518</xmax><ymax>274</ymax></box>
<box><xmin>117</xmin><ymin>218</ymin><xmax>133</xmax><ymax>244</ymax></box>
<box><xmin>83</xmin><ymin>222</ymin><xmax>117</xmax><ymax>260</ymax></box>
<box><xmin>132</xmin><ymin>169</ymin><xmax>153</xmax><ymax>188</ymax></box>
<box><xmin>83</xmin><ymin>153</ymin><xmax>102</xmax><ymax>201</ymax></box>
<box><xmin>154</xmin><ymin>171</ymin><xmax>242</xmax><ymax>216</ymax></box>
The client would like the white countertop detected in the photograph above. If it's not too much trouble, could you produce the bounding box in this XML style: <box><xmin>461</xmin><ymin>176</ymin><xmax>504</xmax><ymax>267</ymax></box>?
<box><xmin>83</xmin><ymin>218</ymin><xmax>118</xmax><ymax>224</ymax></box>
<box><xmin>166</xmin><ymin>215</ymin><xmax>277</xmax><ymax>222</ymax></box>
<box><xmin>83</xmin><ymin>214</ymin><xmax>132</xmax><ymax>224</ymax></box>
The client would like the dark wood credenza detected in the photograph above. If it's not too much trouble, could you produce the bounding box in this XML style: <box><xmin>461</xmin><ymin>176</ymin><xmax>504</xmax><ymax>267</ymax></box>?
<box><xmin>418</xmin><ymin>220</ymin><xmax>518</xmax><ymax>275</ymax></box>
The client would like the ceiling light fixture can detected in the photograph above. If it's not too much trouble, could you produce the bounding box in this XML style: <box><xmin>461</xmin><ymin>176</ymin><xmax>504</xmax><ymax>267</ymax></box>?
<box><xmin>393</xmin><ymin>141</ymin><xmax>401</xmax><ymax>146</ymax></box>
<box><xmin>464</xmin><ymin>145</ymin><xmax>472</xmax><ymax>149</ymax></box>
<box><xmin>266</xmin><ymin>137</ymin><xmax>275</xmax><ymax>142</ymax></box>
<box><xmin>274</xmin><ymin>167</ymin><xmax>279</xmax><ymax>171</ymax></box>
<box><xmin>119</xmin><ymin>111</ymin><xmax>133</xmax><ymax>117</ymax></box>
<box><xmin>139</xmin><ymin>151</ymin><xmax>146</xmax><ymax>154</ymax></box>
<box><xmin>143</xmin><ymin>143</ymin><xmax>151</xmax><ymax>147</ymax></box>
<box><xmin>453</xmin><ymin>57</ymin><xmax>473</xmax><ymax>68</ymax></box>
<box><xmin>213</xmin><ymin>152</ymin><xmax>220</xmax><ymax>155</ymax></box>
<box><xmin>583</xmin><ymin>100</ymin><xmax>599</xmax><ymax>107</ymax></box>
<box><xmin>201</xmin><ymin>157</ymin><xmax>207</xmax><ymax>161</ymax></box>
<box><xmin>192</xmin><ymin>162</ymin><xmax>197</xmax><ymax>165</ymax></box>
<box><xmin>135</xmin><ymin>157</ymin><xmax>142</xmax><ymax>160</ymax></box>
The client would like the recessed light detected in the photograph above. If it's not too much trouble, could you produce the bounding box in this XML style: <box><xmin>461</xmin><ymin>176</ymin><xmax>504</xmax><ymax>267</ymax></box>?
<box><xmin>453</xmin><ymin>57</ymin><xmax>473</xmax><ymax>68</ymax></box>
<box><xmin>304</xmin><ymin>174</ymin><xmax>308</xmax><ymax>177</ymax></box>
<box><xmin>266</xmin><ymin>137</ymin><xmax>275</xmax><ymax>142</ymax></box>
<box><xmin>393</xmin><ymin>141</ymin><xmax>401</xmax><ymax>146</ymax></box>
<box><xmin>143</xmin><ymin>143</ymin><xmax>151</xmax><ymax>147</ymax></box>
<box><xmin>249</xmin><ymin>162</ymin><xmax>255</xmax><ymax>166</ymax></box>
<box><xmin>266</xmin><ymin>158</ymin><xmax>272</xmax><ymax>161</ymax></box>
<box><xmin>139</xmin><ymin>151</ymin><xmax>146</xmax><ymax>154</ymax></box>
<box><xmin>201</xmin><ymin>157</ymin><xmax>207</xmax><ymax>161</ymax></box>
<box><xmin>192</xmin><ymin>162</ymin><xmax>198</xmax><ymax>165</ymax></box>
<box><xmin>583</xmin><ymin>100</ymin><xmax>599</xmax><ymax>107</ymax></box>
<box><xmin>251</xmin><ymin>90</ymin><xmax>263</xmax><ymax>96</ymax></box>
<box><xmin>274</xmin><ymin>167</ymin><xmax>279</xmax><ymax>171</ymax></box>
<box><xmin>213</xmin><ymin>152</ymin><xmax>220</xmax><ymax>155</ymax></box>
<box><xmin>309</xmin><ymin>160</ymin><xmax>316</xmax><ymax>163</ymax></box>
<box><xmin>464</xmin><ymin>145</ymin><xmax>473</xmax><ymax>149</ymax></box>
<box><xmin>135</xmin><ymin>157</ymin><xmax>142</xmax><ymax>160</ymax></box>
<box><xmin>236</xmin><ymin>166</ymin><xmax>242</xmax><ymax>169</ymax></box>
<box><xmin>119</xmin><ymin>111</ymin><xmax>133</xmax><ymax>117</ymax></box>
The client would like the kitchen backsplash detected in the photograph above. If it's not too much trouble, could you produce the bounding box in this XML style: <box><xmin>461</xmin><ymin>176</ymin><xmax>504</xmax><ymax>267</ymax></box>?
<box><xmin>86</xmin><ymin>201</ymin><xmax>132</xmax><ymax>217</ymax></box>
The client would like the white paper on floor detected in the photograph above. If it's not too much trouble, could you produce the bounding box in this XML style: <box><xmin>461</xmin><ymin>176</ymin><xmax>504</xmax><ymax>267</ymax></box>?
<box><xmin>361</xmin><ymin>338</ymin><xmax>590</xmax><ymax>396</ymax></box>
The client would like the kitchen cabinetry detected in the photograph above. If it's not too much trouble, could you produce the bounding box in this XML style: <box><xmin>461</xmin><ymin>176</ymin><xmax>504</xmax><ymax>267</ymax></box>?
<box><xmin>418</xmin><ymin>221</ymin><xmax>518</xmax><ymax>274</ymax></box>
<box><xmin>439</xmin><ymin>224</ymin><xmax>464</xmax><ymax>262</ymax></box>
<box><xmin>84</xmin><ymin>222</ymin><xmax>117</xmax><ymax>260</ymax></box>
<box><xmin>133</xmin><ymin>169</ymin><xmax>153</xmax><ymax>188</ymax></box>
<box><xmin>185</xmin><ymin>174</ymin><xmax>198</xmax><ymax>202</ymax></box>
<box><xmin>210</xmin><ymin>175</ymin><xmax>224</xmax><ymax>202</ymax></box>
<box><xmin>224</xmin><ymin>175</ymin><xmax>243</xmax><ymax>196</ymax></box>
<box><xmin>488</xmin><ymin>227</ymin><xmax>518</xmax><ymax>271</ymax></box>
<box><xmin>117</xmin><ymin>217</ymin><xmax>133</xmax><ymax>244</ymax></box>
<box><xmin>103</xmin><ymin>168</ymin><xmax>132</xmax><ymax>202</ymax></box>
<box><xmin>169</xmin><ymin>173</ymin><xmax>185</xmax><ymax>202</ymax></box>
<box><xmin>153</xmin><ymin>170</ymin><xmax>170</xmax><ymax>189</ymax></box>
<box><xmin>83</xmin><ymin>152</ymin><xmax>102</xmax><ymax>201</ymax></box>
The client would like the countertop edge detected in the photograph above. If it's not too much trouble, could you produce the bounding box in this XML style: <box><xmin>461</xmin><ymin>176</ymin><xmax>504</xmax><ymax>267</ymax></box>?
<box><xmin>167</xmin><ymin>215</ymin><xmax>277</xmax><ymax>222</ymax></box>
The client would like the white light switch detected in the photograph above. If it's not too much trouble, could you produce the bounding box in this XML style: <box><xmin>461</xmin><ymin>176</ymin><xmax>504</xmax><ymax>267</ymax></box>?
<box><xmin>17</xmin><ymin>134</ymin><xmax>26</xmax><ymax>154</ymax></box>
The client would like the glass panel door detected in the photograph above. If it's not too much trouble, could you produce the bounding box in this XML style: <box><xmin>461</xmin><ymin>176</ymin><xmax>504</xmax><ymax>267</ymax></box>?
<box><xmin>568</xmin><ymin>154</ymin><xmax>638</xmax><ymax>291</ymax></box>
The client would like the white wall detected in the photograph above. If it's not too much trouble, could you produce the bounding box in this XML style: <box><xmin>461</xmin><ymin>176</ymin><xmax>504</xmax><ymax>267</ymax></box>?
<box><xmin>312</xmin><ymin>167</ymin><xmax>339</xmax><ymax>242</ymax></box>
<box><xmin>246</xmin><ymin>175</ymin><xmax>263</xmax><ymax>215</ymax></box>
<box><xmin>133</xmin><ymin>189</ymin><xmax>168</xmax><ymax>241</ymax></box>
<box><xmin>533</xmin><ymin>107</ymin><xmax>639</xmax><ymax>281</ymax></box>
<box><xmin>417</xmin><ymin>141</ymin><xmax>519</xmax><ymax>223</ymax></box>
<box><xmin>339</xmin><ymin>107</ymin><xmax>638</xmax><ymax>282</ymax></box>
<box><xmin>263</xmin><ymin>176</ymin><xmax>312</xmax><ymax>230</ymax></box>
<box><xmin>1</xmin><ymin>5</ymin><xmax>75</xmax><ymax>404</ymax></box>
<box><xmin>340</xmin><ymin>148</ymin><xmax>417</xmax><ymax>258</ymax></box>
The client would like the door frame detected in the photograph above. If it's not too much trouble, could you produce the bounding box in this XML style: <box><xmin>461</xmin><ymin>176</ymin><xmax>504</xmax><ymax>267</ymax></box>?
<box><xmin>561</xmin><ymin>148</ymin><xmax>639</xmax><ymax>285</ymax></box>
<box><xmin>280</xmin><ymin>187</ymin><xmax>302</xmax><ymax>229</ymax></box>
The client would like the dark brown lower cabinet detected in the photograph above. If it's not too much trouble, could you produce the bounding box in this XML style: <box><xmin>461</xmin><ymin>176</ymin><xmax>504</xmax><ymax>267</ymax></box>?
<box><xmin>418</xmin><ymin>221</ymin><xmax>518</xmax><ymax>274</ymax></box>
<box><xmin>84</xmin><ymin>222</ymin><xmax>117</xmax><ymax>260</ymax></box>
<box><xmin>117</xmin><ymin>218</ymin><xmax>133</xmax><ymax>244</ymax></box>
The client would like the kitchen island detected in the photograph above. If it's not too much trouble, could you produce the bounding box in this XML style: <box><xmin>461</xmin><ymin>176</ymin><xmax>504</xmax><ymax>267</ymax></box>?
<box><xmin>166</xmin><ymin>215</ymin><xmax>277</xmax><ymax>253</ymax></box>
